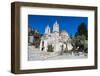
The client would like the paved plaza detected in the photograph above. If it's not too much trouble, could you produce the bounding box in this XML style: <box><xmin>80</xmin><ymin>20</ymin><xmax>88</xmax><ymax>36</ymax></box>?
<box><xmin>28</xmin><ymin>46</ymin><xmax>87</xmax><ymax>61</ymax></box>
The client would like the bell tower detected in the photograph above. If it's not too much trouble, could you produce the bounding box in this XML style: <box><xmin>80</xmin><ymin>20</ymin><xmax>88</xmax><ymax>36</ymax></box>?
<box><xmin>45</xmin><ymin>25</ymin><xmax>50</xmax><ymax>35</ymax></box>
<box><xmin>53</xmin><ymin>21</ymin><xmax>59</xmax><ymax>32</ymax></box>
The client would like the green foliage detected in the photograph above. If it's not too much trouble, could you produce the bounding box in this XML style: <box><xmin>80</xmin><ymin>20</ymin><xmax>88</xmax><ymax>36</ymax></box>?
<box><xmin>72</xmin><ymin>22</ymin><xmax>88</xmax><ymax>53</ymax></box>
<box><xmin>71</xmin><ymin>35</ymin><xmax>88</xmax><ymax>53</ymax></box>
<box><xmin>47</xmin><ymin>45</ymin><xmax>54</xmax><ymax>52</ymax></box>
<box><xmin>28</xmin><ymin>27</ymin><xmax>41</xmax><ymax>47</ymax></box>
<box><xmin>75</xmin><ymin>22</ymin><xmax>88</xmax><ymax>40</ymax></box>
<box><xmin>34</xmin><ymin>38</ymin><xmax>41</xmax><ymax>48</ymax></box>
<box><xmin>64</xmin><ymin>47</ymin><xmax>68</xmax><ymax>53</ymax></box>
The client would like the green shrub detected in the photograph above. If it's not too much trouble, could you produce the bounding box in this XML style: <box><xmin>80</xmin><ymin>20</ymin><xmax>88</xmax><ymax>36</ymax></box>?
<box><xmin>47</xmin><ymin>45</ymin><xmax>54</xmax><ymax>52</ymax></box>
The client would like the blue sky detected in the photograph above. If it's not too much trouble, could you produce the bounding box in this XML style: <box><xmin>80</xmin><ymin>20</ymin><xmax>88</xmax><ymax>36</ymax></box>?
<box><xmin>28</xmin><ymin>15</ymin><xmax>88</xmax><ymax>36</ymax></box>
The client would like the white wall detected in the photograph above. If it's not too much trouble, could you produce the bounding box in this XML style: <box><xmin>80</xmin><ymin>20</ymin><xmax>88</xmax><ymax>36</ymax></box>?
<box><xmin>0</xmin><ymin>0</ymin><xmax>100</xmax><ymax>76</ymax></box>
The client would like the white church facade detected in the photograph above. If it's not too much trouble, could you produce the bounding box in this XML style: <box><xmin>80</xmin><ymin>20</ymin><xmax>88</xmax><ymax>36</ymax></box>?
<box><xmin>40</xmin><ymin>21</ymin><xmax>73</xmax><ymax>53</ymax></box>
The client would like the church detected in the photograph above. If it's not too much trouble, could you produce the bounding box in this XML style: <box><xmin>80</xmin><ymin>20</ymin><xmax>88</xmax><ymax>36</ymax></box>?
<box><xmin>40</xmin><ymin>21</ymin><xmax>73</xmax><ymax>53</ymax></box>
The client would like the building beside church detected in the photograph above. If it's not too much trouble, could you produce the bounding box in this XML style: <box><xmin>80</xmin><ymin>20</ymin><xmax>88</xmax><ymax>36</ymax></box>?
<box><xmin>40</xmin><ymin>21</ymin><xmax>73</xmax><ymax>53</ymax></box>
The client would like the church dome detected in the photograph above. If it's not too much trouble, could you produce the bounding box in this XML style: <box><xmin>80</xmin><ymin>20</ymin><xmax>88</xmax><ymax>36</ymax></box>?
<box><xmin>61</xmin><ymin>30</ymin><xmax>69</xmax><ymax>37</ymax></box>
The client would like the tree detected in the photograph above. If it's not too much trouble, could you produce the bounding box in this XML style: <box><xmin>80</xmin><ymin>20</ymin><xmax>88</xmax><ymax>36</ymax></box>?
<box><xmin>28</xmin><ymin>26</ymin><xmax>41</xmax><ymax>47</ymax></box>
<box><xmin>47</xmin><ymin>45</ymin><xmax>54</xmax><ymax>52</ymax></box>
<box><xmin>73</xmin><ymin>22</ymin><xmax>88</xmax><ymax>53</ymax></box>
<box><xmin>75</xmin><ymin>22</ymin><xmax>88</xmax><ymax>39</ymax></box>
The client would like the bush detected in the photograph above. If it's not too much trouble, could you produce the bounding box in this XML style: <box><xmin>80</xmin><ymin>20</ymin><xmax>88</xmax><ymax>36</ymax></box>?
<box><xmin>47</xmin><ymin>45</ymin><xmax>54</xmax><ymax>52</ymax></box>
<box><xmin>71</xmin><ymin>35</ymin><xmax>88</xmax><ymax>53</ymax></box>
